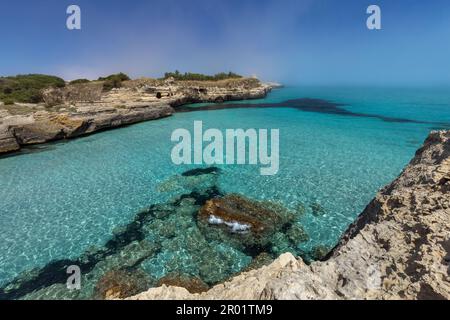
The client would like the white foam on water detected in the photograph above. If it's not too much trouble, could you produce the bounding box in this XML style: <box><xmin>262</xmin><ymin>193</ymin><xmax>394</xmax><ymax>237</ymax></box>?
<box><xmin>208</xmin><ymin>215</ymin><xmax>251</xmax><ymax>234</ymax></box>
<box><xmin>208</xmin><ymin>215</ymin><xmax>224</xmax><ymax>225</ymax></box>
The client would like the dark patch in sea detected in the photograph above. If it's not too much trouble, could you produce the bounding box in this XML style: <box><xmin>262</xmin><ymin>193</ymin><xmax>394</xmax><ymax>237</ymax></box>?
<box><xmin>175</xmin><ymin>98</ymin><xmax>450</xmax><ymax>128</ymax></box>
<box><xmin>175</xmin><ymin>185</ymin><xmax>222</xmax><ymax>207</ymax></box>
<box><xmin>0</xmin><ymin>144</ymin><xmax>57</xmax><ymax>159</ymax></box>
<box><xmin>242</xmin><ymin>244</ymin><xmax>273</xmax><ymax>258</ymax></box>
<box><xmin>181</xmin><ymin>167</ymin><xmax>221</xmax><ymax>177</ymax></box>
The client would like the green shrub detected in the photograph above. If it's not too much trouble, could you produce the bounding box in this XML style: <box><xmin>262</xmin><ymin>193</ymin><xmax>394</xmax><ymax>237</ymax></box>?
<box><xmin>0</xmin><ymin>74</ymin><xmax>66</xmax><ymax>104</ymax></box>
<box><xmin>102</xmin><ymin>77</ymin><xmax>123</xmax><ymax>91</ymax></box>
<box><xmin>28</xmin><ymin>89</ymin><xmax>43</xmax><ymax>103</ymax></box>
<box><xmin>69</xmin><ymin>78</ymin><xmax>90</xmax><ymax>85</ymax></box>
<box><xmin>98</xmin><ymin>72</ymin><xmax>130</xmax><ymax>82</ymax></box>
<box><xmin>98</xmin><ymin>73</ymin><xmax>130</xmax><ymax>91</ymax></box>
<box><xmin>3</xmin><ymin>87</ymin><xmax>12</xmax><ymax>94</ymax></box>
<box><xmin>2</xmin><ymin>98</ymin><xmax>14</xmax><ymax>105</ymax></box>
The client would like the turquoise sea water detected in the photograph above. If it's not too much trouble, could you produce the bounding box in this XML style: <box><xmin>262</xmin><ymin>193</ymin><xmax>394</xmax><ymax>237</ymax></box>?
<box><xmin>0</xmin><ymin>86</ymin><xmax>449</xmax><ymax>298</ymax></box>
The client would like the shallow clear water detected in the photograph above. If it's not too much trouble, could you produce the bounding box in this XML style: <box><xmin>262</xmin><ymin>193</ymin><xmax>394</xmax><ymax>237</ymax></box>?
<box><xmin>0</xmin><ymin>86</ymin><xmax>449</xmax><ymax>298</ymax></box>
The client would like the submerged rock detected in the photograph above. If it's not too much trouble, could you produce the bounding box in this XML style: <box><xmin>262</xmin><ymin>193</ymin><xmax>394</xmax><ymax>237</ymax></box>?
<box><xmin>156</xmin><ymin>273</ymin><xmax>209</xmax><ymax>294</ymax></box>
<box><xmin>157</xmin><ymin>168</ymin><xmax>220</xmax><ymax>194</ymax></box>
<box><xmin>242</xmin><ymin>252</ymin><xmax>274</xmax><ymax>272</ymax></box>
<box><xmin>94</xmin><ymin>269</ymin><xmax>153</xmax><ymax>300</ymax></box>
<box><xmin>286</xmin><ymin>223</ymin><xmax>309</xmax><ymax>243</ymax></box>
<box><xmin>197</xmin><ymin>194</ymin><xmax>296</xmax><ymax>253</ymax></box>
<box><xmin>181</xmin><ymin>167</ymin><xmax>221</xmax><ymax>177</ymax></box>
<box><xmin>310</xmin><ymin>202</ymin><xmax>326</xmax><ymax>216</ymax></box>
<box><xmin>295</xmin><ymin>202</ymin><xmax>307</xmax><ymax>217</ymax></box>
<box><xmin>270</xmin><ymin>232</ymin><xmax>297</xmax><ymax>256</ymax></box>
<box><xmin>310</xmin><ymin>245</ymin><xmax>331</xmax><ymax>261</ymax></box>
<box><xmin>151</xmin><ymin>203</ymin><xmax>175</xmax><ymax>219</ymax></box>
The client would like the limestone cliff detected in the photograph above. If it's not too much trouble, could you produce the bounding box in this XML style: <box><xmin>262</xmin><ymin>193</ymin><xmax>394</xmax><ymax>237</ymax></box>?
<box><xmin>0</xmin><ymin>77</ymin><xmax>272</xmax><ymax>154</ymax></box>
<box><xmin>129</xmin><ymin>130</ymin><xmax>450</xmax><ymax>300</ymax></box>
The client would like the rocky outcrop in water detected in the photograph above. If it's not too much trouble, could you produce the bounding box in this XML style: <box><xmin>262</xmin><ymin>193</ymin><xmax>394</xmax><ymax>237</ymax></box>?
<box><xmin>0</xmin><ymin>78</ymin><xmax>272</xmax><ymax>155</ymax></box>
<box><xmin>130</xmin><ymin>130</ymin><xmax>450</xmax><ymax>300</ymax></box>
<box><xmin>197</xmin><ymin>194</ymin><xmax>299</xmax><ymax>253</ymax></box>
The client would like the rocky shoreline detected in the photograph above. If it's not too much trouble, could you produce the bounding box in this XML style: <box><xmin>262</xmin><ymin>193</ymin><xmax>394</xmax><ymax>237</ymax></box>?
<box><xmin>0</xmin><ymin>77</ymin><xmax>272</xmax><ymax>155</ymax></box>
<box><xmin>130</xmin><ymin>130</ymin><xmax>450</xmax><ymax>300</ymax></box>
<box><xmin>2</xmin><ymin>77</ymin><xmax>448</xmax><ymax>300</ymax></box>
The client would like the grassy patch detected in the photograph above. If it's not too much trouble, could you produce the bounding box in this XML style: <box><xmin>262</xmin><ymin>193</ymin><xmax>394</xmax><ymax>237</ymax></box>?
<box><xmin>0</xmin><ymin>74</ymin><xmax>66</xmax><ymax>104</ymax></box>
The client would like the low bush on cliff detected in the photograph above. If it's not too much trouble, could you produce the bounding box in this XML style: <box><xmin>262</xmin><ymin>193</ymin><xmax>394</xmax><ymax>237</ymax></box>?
<box><xmin>0</xmin><ymin>74</ymin><xmax>66</xmax><ymax>104</ymax></box>
<box><xmin>98</xmin><ymin>73</ymin><xmax>131</xmax><ymax>91</ymax></box>
<box><xmin>102</xmin><ymin>77</ymin><xmax>122</xmax><ymax>91</ymax></box>
<box><xmin>69</xmin><ymin>78</ymin><xmax>91</xmax><ymax>85</ymax></box>
<box><xmin>2</xmin><ymin>98</ymin><xmax>14</xmax><ymax>105</ymax></box>
<box><xmin>98</xmin><ymin>73</ymin><xmax>130</xmax><ymax>82</ymax></box>
<box><xmin>163</xmin><ymin>71</ymin><xmax>242</xmax><ymax>81</ymax></box>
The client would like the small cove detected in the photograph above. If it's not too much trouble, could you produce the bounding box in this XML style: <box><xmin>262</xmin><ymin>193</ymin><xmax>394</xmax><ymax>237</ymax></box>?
<box><xmin>1</xmin><ymin>86</ymin><xmax>449</xmax><ymax>299</ymax></box>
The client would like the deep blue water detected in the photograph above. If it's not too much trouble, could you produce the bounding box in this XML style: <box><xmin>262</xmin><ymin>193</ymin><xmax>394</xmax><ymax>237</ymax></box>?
<box><xmin>0</xmin><ymin>86</ymin><xmax>449</xmax><ymax>298</ymax></box>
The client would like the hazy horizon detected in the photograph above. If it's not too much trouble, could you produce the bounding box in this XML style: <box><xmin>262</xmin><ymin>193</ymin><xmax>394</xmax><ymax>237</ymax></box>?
<box><xmin>1</xmin><ymin>0</ymin><xmax>450</xmax><ymax>86</ymax></box>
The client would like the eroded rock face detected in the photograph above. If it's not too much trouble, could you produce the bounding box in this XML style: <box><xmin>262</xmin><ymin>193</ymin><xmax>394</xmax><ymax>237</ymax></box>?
<box><xmin>129</xmin><ymin>130</ymin><xmax>450</xmax><ymax>300</ymax></box>
<box><xmin>0</xmin><ymin>125</ymin><xmax>20</xmax><ymax>153</ymax></box>
<box><xmin>326</xmin><ymin>129</ymin><xmax>450</xmax><ymax>300</ymax></box>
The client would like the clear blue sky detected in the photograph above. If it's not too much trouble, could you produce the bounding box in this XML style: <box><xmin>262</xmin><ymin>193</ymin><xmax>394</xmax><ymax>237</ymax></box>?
<box><xmin>1</xmin><ymin>0</ymin><xmax>449</xmax><ymax>85</ymax></box>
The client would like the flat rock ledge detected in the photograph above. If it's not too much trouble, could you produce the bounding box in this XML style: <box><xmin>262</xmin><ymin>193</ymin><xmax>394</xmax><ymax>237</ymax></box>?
<box><xmin>129</xmin><ymin>130</ymin><xmax>450</xmax><ymax>300</ymax></box>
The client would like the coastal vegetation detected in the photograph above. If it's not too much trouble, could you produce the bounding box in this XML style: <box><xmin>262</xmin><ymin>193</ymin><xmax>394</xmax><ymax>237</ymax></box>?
<box><xmin>69</xmin><ymin>78</ymin><xmax>91</xmax><ymax>85</ymax></box>
<box><xmin>162</xmin><ymin>71</ymin><xmax>242</xmax><ymax>81</ymax></box>
<box><xmin>96</xmin><ymin>73</ymin><xmax>131</xmax><ymax>92</ymax></box>
<box><xmin>68</xmin><ymin>73</ymin><xmax>131</xmax><ymax>91</ymax></box>
<box><xmin>0</xmin><ymin>74</ymin><xmax>65</xmax><ymax>104</ymax></box>
<box><xmin>0</xmin><ymin>71</ymin><xmax>247</xmax><ymax>105</ymax></box>
<box><xmin>97</xmin><ymin>72</ymin><xmax>131</xmax><ymax>82</ymax></box>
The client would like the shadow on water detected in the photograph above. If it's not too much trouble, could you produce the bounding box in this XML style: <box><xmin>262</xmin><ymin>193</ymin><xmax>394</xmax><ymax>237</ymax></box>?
<box><xmin>175</xmin><ymin>98</ymin><xmax>450</xmax><ymax>128</ymax></box>
<box><xmin>0</xmin><ymin>144</ymin><xmax>58</xmax><ymax>160</ymax></box>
